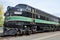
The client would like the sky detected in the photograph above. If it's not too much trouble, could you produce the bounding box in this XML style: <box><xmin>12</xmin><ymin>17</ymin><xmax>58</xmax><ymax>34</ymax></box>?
<box><xmin>0</xmin><ymin>0</ymin><xmax>60</xmax><ymax>17</ymax></box>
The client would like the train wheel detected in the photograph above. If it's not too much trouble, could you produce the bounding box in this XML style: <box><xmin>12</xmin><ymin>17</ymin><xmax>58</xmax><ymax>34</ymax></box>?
<box><xmin>26</xmin><ymin>30</ymin><xmax>31</xmax><ymax>35</ymax></box>
<box><xmin>26</xmin><ymin>27</ymin><xmax>31</xmax><ymax>35</ymax></box>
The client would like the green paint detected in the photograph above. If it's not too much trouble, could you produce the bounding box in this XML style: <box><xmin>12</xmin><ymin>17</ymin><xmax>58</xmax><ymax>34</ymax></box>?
<box><xmin>35</xmin><ymin>19</ymin><xmax>59</xmax><ymax>25</ymax></box>
<box><xmin>5</xmin><ymin>16</ymin><xmax>59</xmax><ymax>25</ymax></box>
<box><xmin>6</xmin><ymin>16</ymin><xmax>33</xmax><ymax>22</ymax></box>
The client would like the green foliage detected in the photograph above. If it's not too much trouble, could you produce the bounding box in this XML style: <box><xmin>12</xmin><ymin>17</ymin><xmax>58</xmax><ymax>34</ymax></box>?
<box><xmin>0</xmin><ymin>16</ymin><xmax>4</xmax><ymax>27</ymax></box>
<box><xmin>0</xmin><ymin>6</ymin><xmax>4</xmax><ymax>27</ymax></box>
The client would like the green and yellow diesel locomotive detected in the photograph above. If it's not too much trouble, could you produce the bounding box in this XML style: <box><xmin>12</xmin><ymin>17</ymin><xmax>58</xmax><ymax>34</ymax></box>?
<box><xmin>4</xmin><ymin>4</ymin><xmax>60</xmax><ymax>35</ymax></box>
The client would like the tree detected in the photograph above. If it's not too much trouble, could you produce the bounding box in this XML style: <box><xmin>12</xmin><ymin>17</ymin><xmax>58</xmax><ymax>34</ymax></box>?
<box><xmin>0</xmin><ymin>5</ymin><xmax>4</xmax><ymax>27</ymax></box>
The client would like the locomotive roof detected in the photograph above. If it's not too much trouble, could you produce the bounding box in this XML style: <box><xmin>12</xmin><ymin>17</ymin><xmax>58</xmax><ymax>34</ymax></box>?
<box><xmin>16</xmin><ymin>4</ymin><xmax>59</xmax><ymax>19</ymax></box>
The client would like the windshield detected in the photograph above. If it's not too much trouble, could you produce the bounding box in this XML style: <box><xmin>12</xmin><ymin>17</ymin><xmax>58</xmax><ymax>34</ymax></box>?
<box><xmin>15</xmin><ymin>4</ymin><xmax>27</xmax><ymax>9</ymax></box>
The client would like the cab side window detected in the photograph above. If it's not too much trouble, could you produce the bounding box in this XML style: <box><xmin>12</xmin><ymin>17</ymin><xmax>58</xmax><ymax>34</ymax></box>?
<box><xmin>36</xmin><ymin>14</ymin><xmax>40</xmax><ymax>19</ymax></box>
<box><xmin>26</xmin><ymin>6</ymin><xmax>31</xmax><ymax>12</ymax></box>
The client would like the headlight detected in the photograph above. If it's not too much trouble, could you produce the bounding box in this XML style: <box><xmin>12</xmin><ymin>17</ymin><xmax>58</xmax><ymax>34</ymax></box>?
<box><xmin>24</xmin><ymin>26</ymin><xmax>27</xmax><ymax>28</ymax></box>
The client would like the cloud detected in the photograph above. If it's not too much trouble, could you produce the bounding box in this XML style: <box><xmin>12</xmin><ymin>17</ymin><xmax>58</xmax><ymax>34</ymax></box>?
<box><xmin>0</xmin><ymin>0</ymin><xmax>30</xmax><ymax>12</ymax></box>
<box><xmin>0</xmin><ymin>0</ymin><xmax>19</xmax><ymax>12</ymax></box>
<box><xmin>0</xmin><ymin>0</ymin><xmax>60</xmax><ymax>17</ymax></box>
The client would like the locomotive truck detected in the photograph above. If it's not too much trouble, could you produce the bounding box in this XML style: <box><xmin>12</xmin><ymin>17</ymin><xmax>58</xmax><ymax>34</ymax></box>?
<box><xmin>3</xmin><ymin>4</ymin><xmax>60</xmax><ymax>35</ymax></box>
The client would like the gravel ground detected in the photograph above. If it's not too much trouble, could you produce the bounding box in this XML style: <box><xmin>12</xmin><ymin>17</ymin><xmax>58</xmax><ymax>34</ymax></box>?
<box><xmin>0</xmin><ymin>31</ymin><xmax>60</xmax><ymax>40</ymax></box>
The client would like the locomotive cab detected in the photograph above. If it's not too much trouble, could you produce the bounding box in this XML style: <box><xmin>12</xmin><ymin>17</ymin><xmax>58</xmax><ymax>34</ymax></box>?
<box><xmin>4</xmin><ymin>4</ymin><xmax>28</xmax><ymax>27</ymax></box>
<box><xmin>4</xmin><ymin>4</ymin><xmax>34</xmax><ymax>35</ymax></box>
